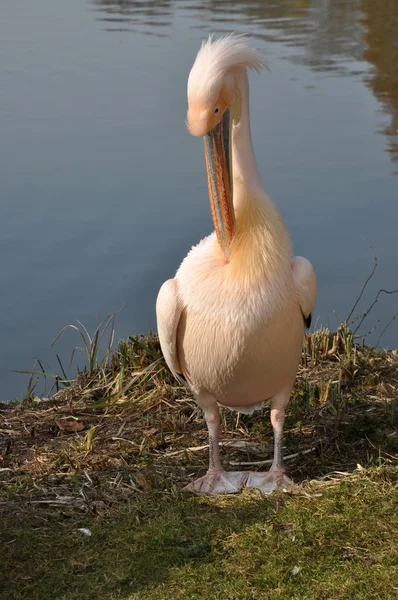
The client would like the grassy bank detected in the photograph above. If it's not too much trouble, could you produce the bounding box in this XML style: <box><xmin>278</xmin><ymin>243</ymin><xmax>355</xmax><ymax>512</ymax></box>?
<box><xmin>1</xmin><ymin>326</ymin><xmax>397</xmax><ymax>599</ymax></box>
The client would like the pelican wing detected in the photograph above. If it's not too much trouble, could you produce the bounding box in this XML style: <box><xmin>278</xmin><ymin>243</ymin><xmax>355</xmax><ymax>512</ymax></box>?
<box><xmin>292</xmin><ymin>256</ymin><xmax>317</xmax><ymax>328</ymax></box>
<box><xmin>156</xmin><ymin>278</ymin><xmax>184</xmax><ymax>381</ymax></box>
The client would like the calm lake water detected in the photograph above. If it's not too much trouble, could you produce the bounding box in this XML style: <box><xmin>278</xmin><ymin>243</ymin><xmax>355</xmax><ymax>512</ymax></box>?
<box><xmin>1</xmin><ymin>0</ymin><xmax>397</xmax><ymax>400</ymax></box>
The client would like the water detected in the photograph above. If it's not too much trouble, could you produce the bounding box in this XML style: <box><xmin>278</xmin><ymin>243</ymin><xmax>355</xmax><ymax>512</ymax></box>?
<box><xmin>1</xmin><ymin>0</ymin><xmax>397</xmax><ymax>400</ymax></box>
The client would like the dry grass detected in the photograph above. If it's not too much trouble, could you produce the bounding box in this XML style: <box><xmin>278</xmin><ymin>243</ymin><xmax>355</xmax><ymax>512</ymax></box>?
<box><xmin>1</xmin><ymin>326</ymin><xmax>397</xmax><ymax>512</ymax></box>
<box><xmin>1</xmin><ymin>326</ymin><xmax>397</xmax><ymax>599</ymax></box>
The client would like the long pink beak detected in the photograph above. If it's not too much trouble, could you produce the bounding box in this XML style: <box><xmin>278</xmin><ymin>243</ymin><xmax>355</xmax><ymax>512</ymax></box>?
<box><xmin>204</xmin><ymin>109</ymin><xmax>235</xmax><ymax>262</ymax></box>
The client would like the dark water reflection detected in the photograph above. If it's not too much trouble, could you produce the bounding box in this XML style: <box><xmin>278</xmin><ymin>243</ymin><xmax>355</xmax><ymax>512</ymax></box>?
<box><xmin>93</xmin><ymin>0</ymin><xmax>173</xmax><ymax>32</ymax></box>
<box><xmin>93</xmin><ymin>0</ymin><xmax>398</xmax><ymax>167</ymax></box>
<box><xmin>361</xmin><ymin>0</ymin><xmax>398</xmax><ymax>170</ymax></box>
<box><xmin>186</xmin><ymin>0</ymin><xmax>365</xmax><ymax>72</ymax></box>
<box><xmin>0</xmin><ymin>0</ymin><xmax>397</xmax><ymax>399</ymax></box>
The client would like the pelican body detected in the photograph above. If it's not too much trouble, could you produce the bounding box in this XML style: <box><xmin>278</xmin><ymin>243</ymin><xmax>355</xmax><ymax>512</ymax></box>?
<box><xmin>156</xmin><ymin>35</ymin><xmax>316</xmax><ymax>494</ymax></box>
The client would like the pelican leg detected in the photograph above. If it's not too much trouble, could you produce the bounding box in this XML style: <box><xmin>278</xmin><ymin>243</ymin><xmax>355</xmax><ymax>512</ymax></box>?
<box><xmin>183</xmin><ymin>394</ymin><xmax>246</xmax><ymax>495</ymax></box>
<box><xmin>245</xmin><ymin>391</ymin><xmax>293</xmax><ymax>493</ymax></box>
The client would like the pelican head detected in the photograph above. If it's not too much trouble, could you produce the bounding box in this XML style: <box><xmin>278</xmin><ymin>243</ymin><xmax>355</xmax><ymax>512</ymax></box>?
<box><xmin>186</xmin><ymin>35</ymin><xmax>266</xmax><ymax>261</ymax></box>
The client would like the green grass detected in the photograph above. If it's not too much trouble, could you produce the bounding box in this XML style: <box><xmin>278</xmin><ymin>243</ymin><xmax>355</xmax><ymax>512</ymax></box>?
<box><xmin>1</xmin><ymin>325</ymin><xmax>397</xmax><ymax>599</ymax></box>
<box><xmin>1</xmin><ymin>468</ymin><xmax>397</xmax><ymax>600</ymax></box>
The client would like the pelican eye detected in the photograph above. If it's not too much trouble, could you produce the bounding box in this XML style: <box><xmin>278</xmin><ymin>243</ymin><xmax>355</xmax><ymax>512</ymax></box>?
<box><xmin>214</xmin><ymin>105</ymin><xmax>220</xmax><ymax>114</ymax></box>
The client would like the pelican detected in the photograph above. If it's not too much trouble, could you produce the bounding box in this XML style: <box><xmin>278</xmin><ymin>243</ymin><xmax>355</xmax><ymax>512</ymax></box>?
<box><xmin>156</xmin><ymin>34</ymin><xmax>316</xmax><ymax>495</ymax></box>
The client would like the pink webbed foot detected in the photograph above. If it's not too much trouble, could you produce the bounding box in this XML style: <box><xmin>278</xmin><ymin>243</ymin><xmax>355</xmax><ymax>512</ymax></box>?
<box><xmin>183</xmin><ymin>469</ymin><xmax>247</xmax><ymax>495</ymax></box>
<box><xmin>245</xmin><ymin>467</ymin><xmax>293</xmax><ymax>494</ymax></box>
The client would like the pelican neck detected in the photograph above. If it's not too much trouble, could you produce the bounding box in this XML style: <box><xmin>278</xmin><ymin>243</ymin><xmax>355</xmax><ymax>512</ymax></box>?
<box><xmin>231</xmin><ymin>69</ymin><xmax>264</xmax><ymax>209</ymax></box>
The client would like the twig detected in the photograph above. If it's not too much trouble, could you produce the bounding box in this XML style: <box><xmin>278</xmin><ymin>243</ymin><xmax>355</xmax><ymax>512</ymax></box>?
<box><xmin>346</xmin><ymin>238</ymin><xmax>377</xmax><ymax>324</ymax></box>
<box><xmin>376</xmin><ymin>310</ymin><xmax>398</xmax><ymax>347</ymax></box>
<box><xmin>160</xmin><ymin>440</ymin><xmax>261</xmax><ymax>458</ymax></box>
<box><xmin>111</xmin><ymin>437</ymin><xmax>140</xmax><ymax>447</ymax></box>
<box><xmin>30</xmin><ymin>500</ymin><xmax>80</xmax><ymax>505</ymax></box>
<box><xmin>229</xmin><ymin>447</ymin><xmax>316</xmax><ymax>467</ymax></box>
<box><xmin>162</xmin><ymin>444</ymin><xmax>210</xmax><ymax>457</ymax></box>
<box><xmin>353</xmin><ymin>289</ymin><xmax>398</xmax><ymax>335</ymax></box>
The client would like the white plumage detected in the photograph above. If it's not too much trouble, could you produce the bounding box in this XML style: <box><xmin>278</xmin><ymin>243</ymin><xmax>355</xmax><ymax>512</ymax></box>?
<box><xmin>156</xmin><ymin>35</ymin><xmax>316</xmax><ymax>495</ymax></box>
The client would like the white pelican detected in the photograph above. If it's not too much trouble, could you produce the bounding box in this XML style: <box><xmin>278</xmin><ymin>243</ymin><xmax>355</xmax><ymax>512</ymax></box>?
<box><xmin>156</xmin><ymin>34</ymin><xmax>316</xmax><ymax>495</ymax></box>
